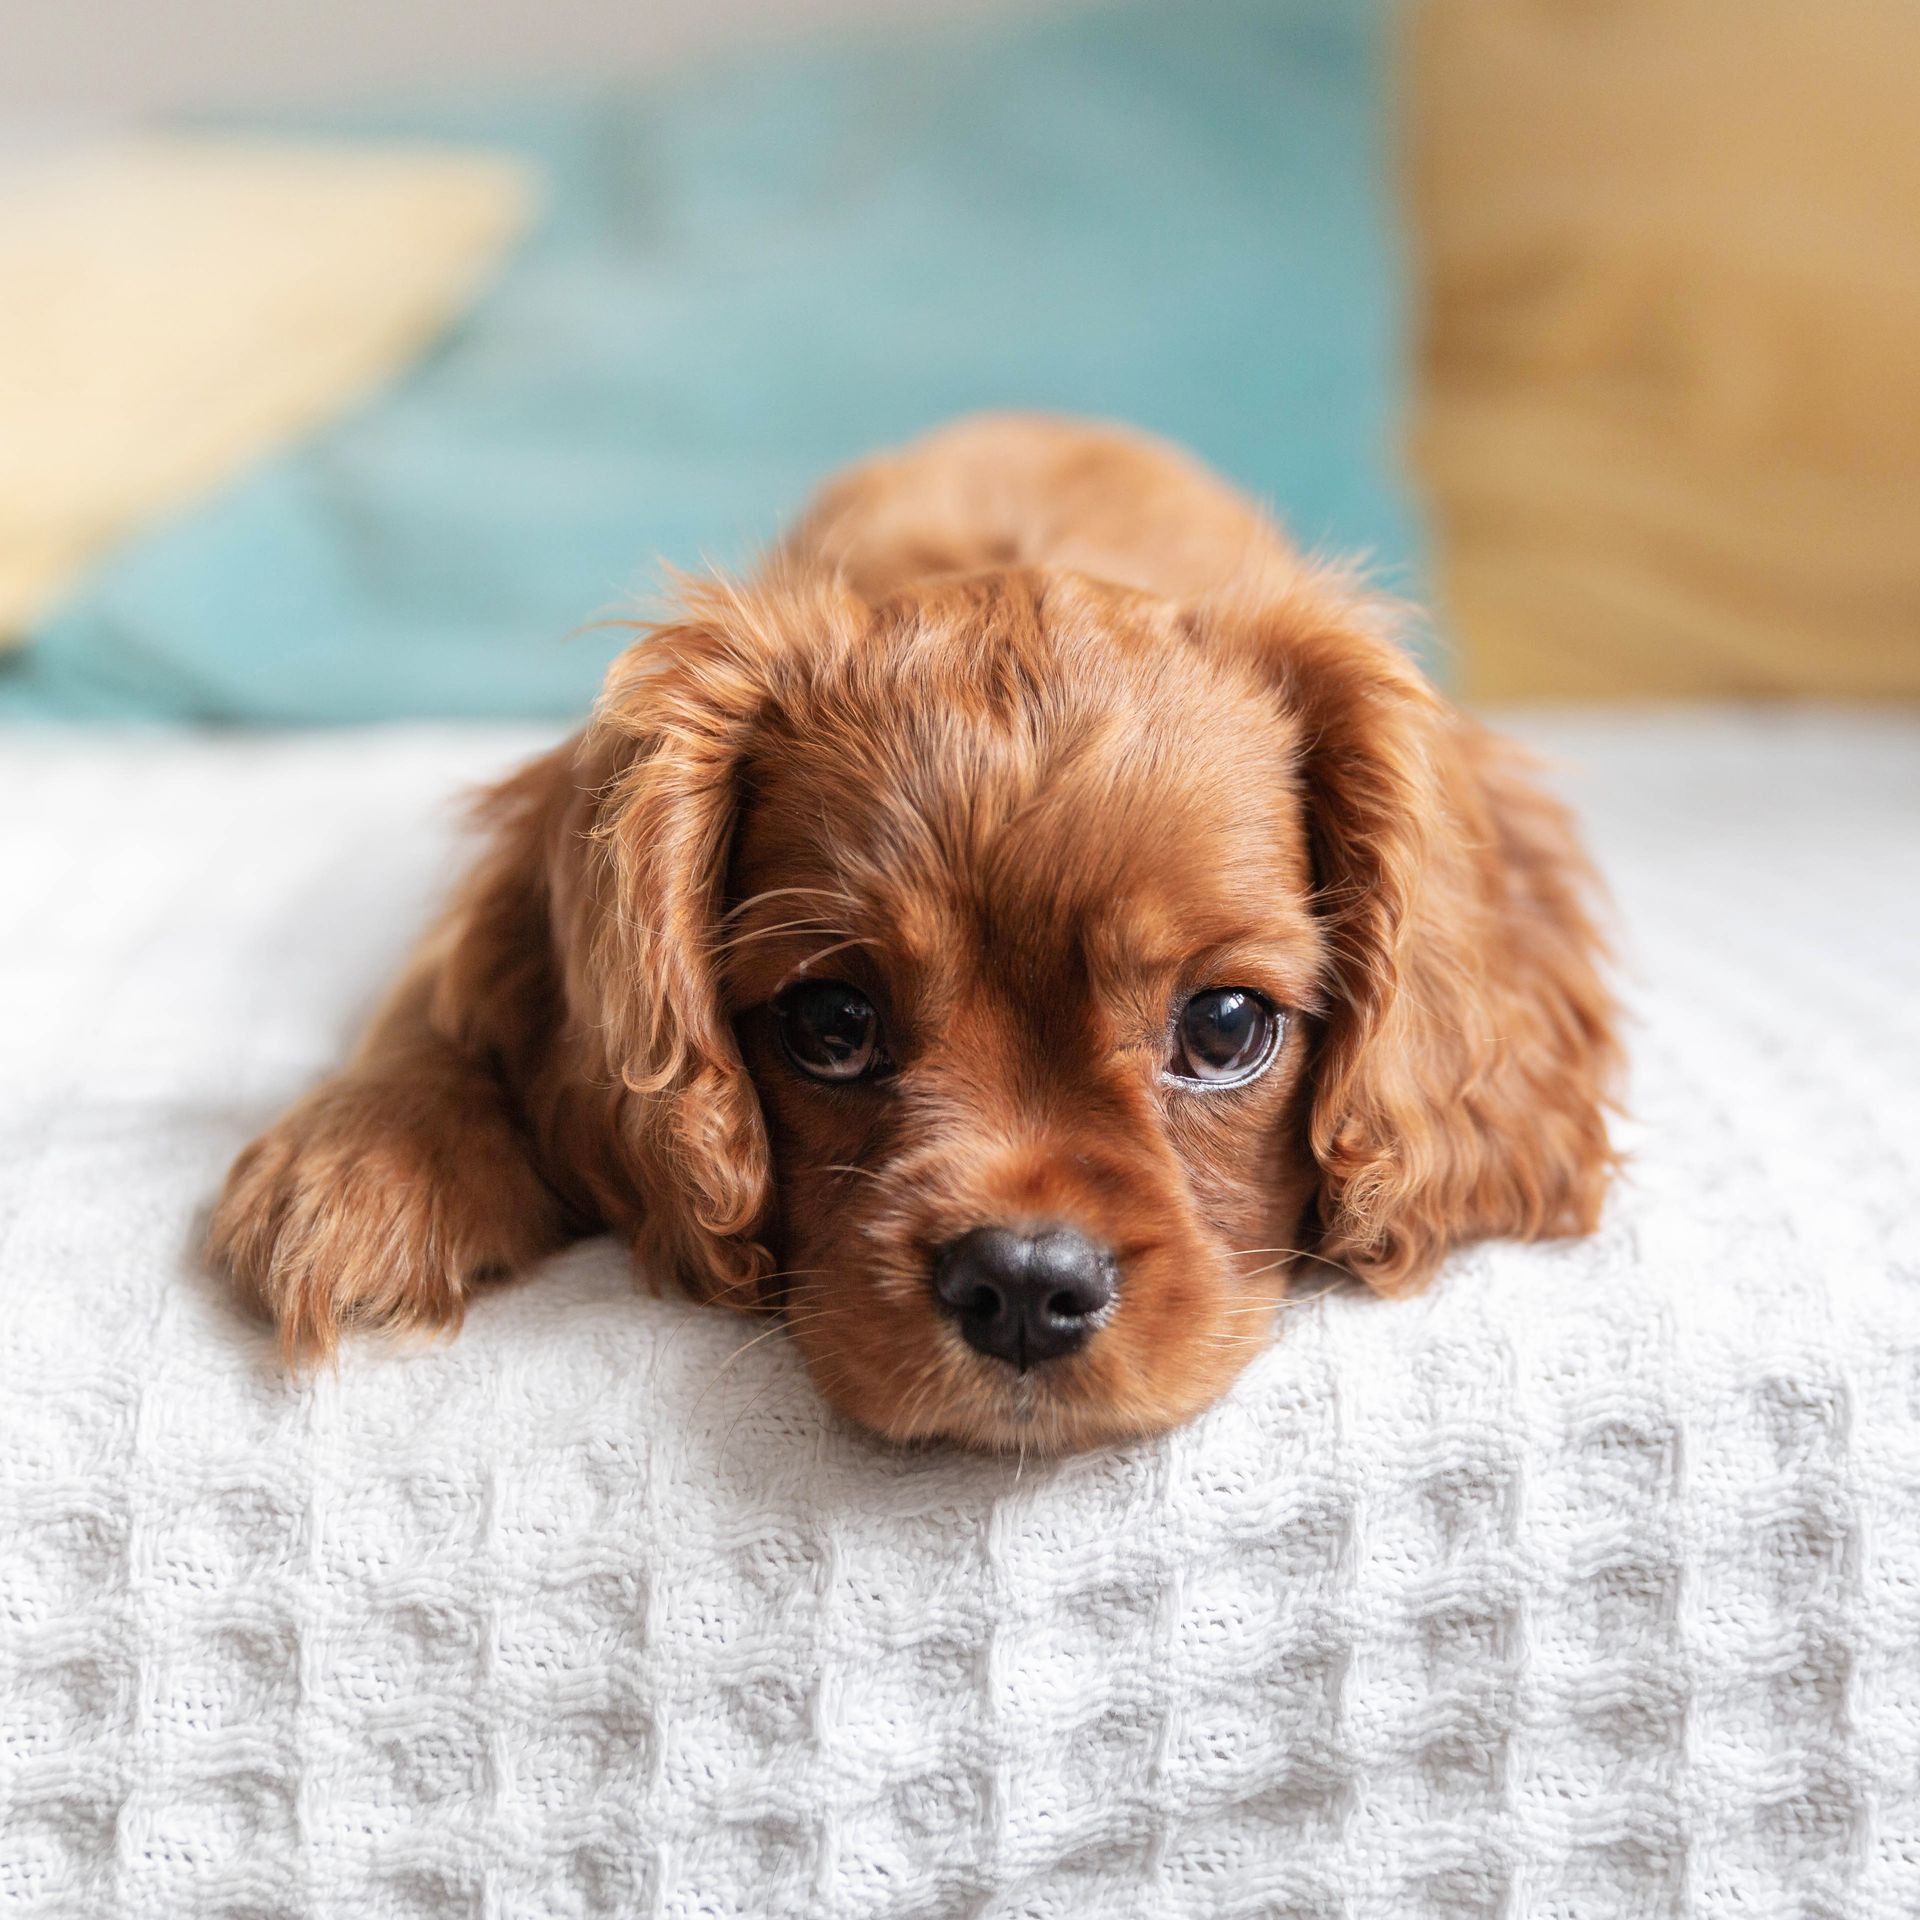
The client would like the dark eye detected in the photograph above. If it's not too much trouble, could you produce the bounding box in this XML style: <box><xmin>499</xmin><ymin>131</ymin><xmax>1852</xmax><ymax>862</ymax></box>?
<box><xmin>774</xmin><ymin>979</ymin><xmax>889</xmax><ymax>1083</ymax></box>
<box><xmin>1168</xmin><ymin>988</ymin><xmax>1281</xmax><ymax>1088</ymax></box>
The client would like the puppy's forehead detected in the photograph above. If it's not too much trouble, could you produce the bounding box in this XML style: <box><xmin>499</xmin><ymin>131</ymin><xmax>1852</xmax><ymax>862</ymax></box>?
<box><xmin>733</xmin><ymin>586</ymin><xmax>1313</xmax><ymax>983</ymax></box>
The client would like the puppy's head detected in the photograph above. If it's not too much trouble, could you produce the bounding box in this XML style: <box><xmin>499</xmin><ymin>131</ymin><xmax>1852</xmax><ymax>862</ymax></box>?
<box><xmin>572</xmin><ymin>565</ymin><xmax>1614</xmax><ymax>1451</ymax></box>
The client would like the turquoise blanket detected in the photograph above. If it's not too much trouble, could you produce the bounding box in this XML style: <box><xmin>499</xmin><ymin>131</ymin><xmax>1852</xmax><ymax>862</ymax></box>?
<box><xmin>1</xmin><ymin>0</ymin><xmax>1419</xmax><ymax>723</ymax></box>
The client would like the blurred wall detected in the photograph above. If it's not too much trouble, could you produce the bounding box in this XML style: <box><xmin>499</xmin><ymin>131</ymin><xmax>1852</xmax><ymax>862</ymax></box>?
<box><xmin>1409</xmin><ymin>0</ymin><xmax>1920</xmax><ymax>700</ymax></box>
<box><xmin>4</xmin><ymin>0</ymin><xmax>1073</xmax><ymax>116</ymax></box>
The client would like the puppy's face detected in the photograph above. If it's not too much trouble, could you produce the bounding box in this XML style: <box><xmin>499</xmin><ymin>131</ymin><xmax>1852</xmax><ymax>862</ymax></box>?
<box><xmin>588</xmin><ymin>564</ymin><xmax>1613</xmax><ymax>1454</ymax></box>
<box><xmin>718</xmin><ymin>575</ymin><xmax>1326</xmax><ymax>1450</ymax></box>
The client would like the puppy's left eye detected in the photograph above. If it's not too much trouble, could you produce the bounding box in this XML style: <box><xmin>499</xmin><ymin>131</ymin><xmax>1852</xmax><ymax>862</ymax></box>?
<box><xmin>774</xmin><ymin>979</ymin><xmax>891</xmax><ymax>1083</ymax></box>
<box><xmin>1167</xmin><ymin>988</ymin><xmax>1282</xmax><ymax>1088</ymax></box>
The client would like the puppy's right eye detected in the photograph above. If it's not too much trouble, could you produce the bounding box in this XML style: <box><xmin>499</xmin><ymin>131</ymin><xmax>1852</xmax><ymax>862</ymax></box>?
<box><xmin>774</xmin><ymin>980</ymin><xmax>889</xmax><ymax>1083</ymax></box>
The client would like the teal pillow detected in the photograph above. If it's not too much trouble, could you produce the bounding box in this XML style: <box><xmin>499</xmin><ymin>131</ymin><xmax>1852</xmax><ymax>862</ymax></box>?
<box><xmin>2</xmin><ymin>0</ymin><xmax>1419</xmax><ymax>723</ymax></box>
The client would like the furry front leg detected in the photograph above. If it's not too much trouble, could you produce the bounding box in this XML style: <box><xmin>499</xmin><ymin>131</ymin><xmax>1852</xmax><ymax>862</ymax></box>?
<box><xmin>209</xmin><ymin>1047</ymin><xmax>572</xmax><ymax>1362</ymax></box>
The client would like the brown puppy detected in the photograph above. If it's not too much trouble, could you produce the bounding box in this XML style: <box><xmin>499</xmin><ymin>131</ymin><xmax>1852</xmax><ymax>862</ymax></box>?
<box><xmin>210</xmin><ymin>416</ymin><xmax>1618</xmax><ymax>1452</ymax></box>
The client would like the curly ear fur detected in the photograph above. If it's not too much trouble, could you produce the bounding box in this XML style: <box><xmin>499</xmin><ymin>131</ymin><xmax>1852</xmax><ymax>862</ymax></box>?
<box><xmin>533</xmin><ymin>573</ymin><xmax>874</xmax><ymax>1310</ymax></box>
<box><xmin>1211</xmin><ymin>578</ymin><xmax>1621</xmax><ymax>1293</ymax></box>
<box><xmin>208</xmin><ymin>577</ymin><xmax>866</xmax><ymax>1353</ymax></box>
<box><xmin>560</xmin><ymin>593</ymin><xmax>786</xmax><ymax>1308</ymax></box>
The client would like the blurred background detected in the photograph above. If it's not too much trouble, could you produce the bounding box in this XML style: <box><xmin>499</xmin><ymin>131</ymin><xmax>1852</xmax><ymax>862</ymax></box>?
<box><xmin>3</xmin><ymin>0</ymin><xmax>1915</xmax><ymax>721</ymax></box>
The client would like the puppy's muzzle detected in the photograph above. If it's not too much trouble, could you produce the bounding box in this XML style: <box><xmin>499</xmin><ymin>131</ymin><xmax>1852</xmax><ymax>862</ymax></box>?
<box><xmin>931</xmin><ymin>1226</ymin><xmax>1117</xmax><ymax>1370</ymax></box>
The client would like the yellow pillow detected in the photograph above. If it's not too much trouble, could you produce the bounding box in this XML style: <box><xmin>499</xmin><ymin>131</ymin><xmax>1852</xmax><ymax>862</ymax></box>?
<box><xmin>0</xmin><ymin>138</ymin><xmax>531</xmax><ymax>645</ymax></box>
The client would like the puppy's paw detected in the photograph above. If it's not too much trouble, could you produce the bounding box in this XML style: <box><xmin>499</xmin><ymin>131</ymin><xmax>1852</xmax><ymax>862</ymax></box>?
<box><xmin>208</xmin><ymin>1072</ymin><xmax>566</xmax><ymax>1363</ymax></box>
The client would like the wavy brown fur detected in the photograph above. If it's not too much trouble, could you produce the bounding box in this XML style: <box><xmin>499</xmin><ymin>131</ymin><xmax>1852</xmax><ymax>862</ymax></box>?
<box><xmin>209</xmin><ymin>415</ymin><xmax>1619</xmax><ymax>1447</ymax></box>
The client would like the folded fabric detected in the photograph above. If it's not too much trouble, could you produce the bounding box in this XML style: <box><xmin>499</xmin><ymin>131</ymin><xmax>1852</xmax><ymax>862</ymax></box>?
<box><xmin>0</xmin><ymin>138</ymin><xmax>530</xmax><ymax>647</ymax></box>
<box><xmin>0</xmin><ymin>0</ymin><xmax>1420</xmax><ymax>722</ymax></box>
<box><xmin>2</xmin><ymin>712</ymin><xmax>1916</xmax><ymax>1913</ymax></box>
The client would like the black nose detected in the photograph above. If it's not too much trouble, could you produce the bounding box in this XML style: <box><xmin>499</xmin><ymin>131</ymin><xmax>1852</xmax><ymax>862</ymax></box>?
<box><xmin>931</xmin><ymin>1226</ymin><xmax>1118</xmax><ymax>1369</ymax></box>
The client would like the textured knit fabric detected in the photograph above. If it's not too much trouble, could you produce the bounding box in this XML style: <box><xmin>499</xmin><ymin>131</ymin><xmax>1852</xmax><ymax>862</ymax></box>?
<box><xmin>1</xmin><ymin>712</ymin><xmax>1917</xmax><ymax>1917</ymax></box>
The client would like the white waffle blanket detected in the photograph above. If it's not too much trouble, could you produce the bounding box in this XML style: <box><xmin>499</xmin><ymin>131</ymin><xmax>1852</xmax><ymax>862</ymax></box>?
<box><xmin>3</xmin><ymin>714</ymin><xmax>1917</xmax><ymax>1919</ymax></box>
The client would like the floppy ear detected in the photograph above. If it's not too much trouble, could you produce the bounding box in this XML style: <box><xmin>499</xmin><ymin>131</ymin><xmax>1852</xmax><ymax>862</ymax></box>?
<box><xmin>1207</xmin><ymin>576</ymin><xmax>1620</xmax><ymax>1292</ymax></box>
<box><xmin>545</xmin><ymin>577</ymin><xmax>869</xmax><ymax>1311</ymax></box>
<box><xmin>543</xmin><ymin>606</ymin><xmax>778</xmax><ymax>1310</ymax></box>
<box><xmin>209</xmin><ymin>576</ymin><xmax>860</xmax><ymax>1351</ymax></box>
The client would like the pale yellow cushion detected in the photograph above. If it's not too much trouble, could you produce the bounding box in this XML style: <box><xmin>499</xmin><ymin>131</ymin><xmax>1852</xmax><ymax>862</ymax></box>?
<box><xmin>1407</xmin><ymin>0</ymin><xmax>1920</xmax><ymax>699</ymax></box>
<box><xmin>0</xmin><ymin>139</ymin><xmax>531</xmax><ymax>645</ymax></box>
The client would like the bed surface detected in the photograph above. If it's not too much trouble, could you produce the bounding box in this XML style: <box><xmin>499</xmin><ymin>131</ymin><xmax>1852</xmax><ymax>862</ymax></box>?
<box><xmin>3</xmin><ymin>711</ymin><xmax>1917</xmax><ymax>1918</ymax></box>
